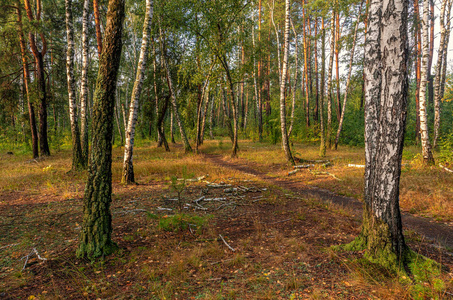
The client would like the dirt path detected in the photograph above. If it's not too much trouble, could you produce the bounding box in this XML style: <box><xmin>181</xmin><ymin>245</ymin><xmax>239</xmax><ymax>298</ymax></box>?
<box><xmin>204</xmin><ymin>154</ymin><xmax>453</xmax><ymax>250</ymax></box>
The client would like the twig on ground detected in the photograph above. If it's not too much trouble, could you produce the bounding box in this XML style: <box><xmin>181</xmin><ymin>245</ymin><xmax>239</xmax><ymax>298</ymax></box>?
<box><xmin>216</xmin><ymin>202</ymin><xmax>237</xmax><ymax>210</ymax></box>
<box><xmin>288</xmin><ymin>169</ymin><xmax>299</xmax><ymax>176</ymax></box>
<box><xmin>348</xmin><ymin>164</ymin><xmax>365</xmax><ymax>168</ymax></box>
<box><xmin>294</xmin><ymin>164</ymin><xmax>315</xmax><ymax>169</ymax></box>
<box><xmin>113</xmin><ymin>209</ymin><xmax>147</xmax><ymax>215</ymax></box>
<box><xmin>309</xmin><ymin>170</ymin><xmax>342</xmax><ymax>181</ymax></box>
<box><xmin>21</xmin><ymin>248</ymin><xmax>47</xmax><ymax>271</ymax></box>
<box><xmin>219</xmin><ymin>234</ymin><xmax>235</xmax><ymax>252</ymax></box>
<box><xmin>157</xmin><ymin>207</ymin><xmax>173</xmax><ymax>211</ymax></box>
<box><xmin>0</xmin><ymin>243</ymin><xmax>19</xmax><ymax>250</ymax></box>
<box><xmin>440</xmin><ymin>164</ymin><xmax>453</xmax><ymax>173</ymax></box>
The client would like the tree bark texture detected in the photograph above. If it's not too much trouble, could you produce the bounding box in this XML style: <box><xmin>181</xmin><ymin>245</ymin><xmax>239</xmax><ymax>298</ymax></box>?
<box><xmin>65</xmin><ymin>0</ymin><xmax>85</xmax><ymax>170</ymax></box>
<box><xmin>77</xmin><ymin>0</ymin><xmax>125</xmax><ymax>259</ymax></box>
<box><xmin>122</xmin><ymin>0</ymin><xmax>153</xmax><ymax>184</ymax></box>
<box><xmin>279</xmin><ymin>0</ymin><xmax>294</xmax><ymax>165</ymax></box>
<box><xmin>419</xmin><ymin>0</ymin><xmax>435</xmax><ymax>164</ymax></box>
<box><xmin>362</xmin><ymin>0</ymin><xmax>409</xmax><ymax>264</ymax></box>
<box><xmin>326</xmin><ymin>10</ymin><xmax>336</xmax><ymax>149</ymax></box>
<box><xmin>80</xmin><ymin>0</ymin><xmax>90</xmax><ymax>165</ymax></box>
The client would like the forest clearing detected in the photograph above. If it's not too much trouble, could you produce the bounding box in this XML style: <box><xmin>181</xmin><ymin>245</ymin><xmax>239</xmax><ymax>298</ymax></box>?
<box><xmin>2</xmin><ymin>0</ymin><xmax>453</xmax><ymax>298</ymax></box>
<box><xmin>1</xmin><ymin>140</ymin><xmax>453</xmax><ymax>299</ymax></box>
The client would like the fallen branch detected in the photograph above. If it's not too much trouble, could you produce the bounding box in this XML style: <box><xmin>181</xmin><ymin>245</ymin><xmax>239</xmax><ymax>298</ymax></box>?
<box><xmin>113</xmin><ymin>209</ymin><xmax>147</xmax><ymax>215</ymax></box>
<box><xmin>0</xmin><ymin>243</ymin><xmax>19</xmax><ymax>250</ymax></box>
<box><xmin>216</xmin><ymin>202</ymin><xmax>237</xmax><ymax>210</ymax></box>
<box><xmin>219</xmin><ymin>234</ymin><xmax>235</xmax><ymax>252</ymax></box>
<box><xmin>294</xmin><ymin>164</ymin><xmax>315</xmax><ymax>169</ymax></box>
<box><xmin>157</xmin><ymin>207</ymin><xmax>173</xmax><ymax>211</ymax></box>
<box><xmin>348</xmin><ymin>164</ymin><xmax>365</xmax><ymax>168</ymax></box>
<box><xmin>440</xmin><ymin>164</ymin><xmax>453</xmax><ymax>173</ymax></box>
<box><xmin>288</xmin><ymin>169</ymin><xmax>299</xmax><ymax>176</ymax></box>
<box><xmin>310</xmin><ymin>170</ymin><xmax>342</xmax><ymax>181</ymax></box>
<box><xmin>21</xmin><ymin>248</ymin><xmax>47</xmax><ymax>271</ymax></box>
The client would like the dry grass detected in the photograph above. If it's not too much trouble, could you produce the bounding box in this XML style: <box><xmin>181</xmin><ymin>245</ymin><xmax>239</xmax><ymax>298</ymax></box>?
<box><xmin>0</xmin><ymin>139</ymin><xmax>452</xmax><ymax>299</ymax></box>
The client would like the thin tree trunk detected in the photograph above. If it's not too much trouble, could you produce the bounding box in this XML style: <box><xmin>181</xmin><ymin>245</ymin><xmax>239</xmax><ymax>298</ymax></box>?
<box><xmin>16</xmin><ymin>0</ymin><xmax>38</xmax><ymax>159</ymax></box>
<box><xmin>334</xmin><ymin>2</ymin><xmax>363</xmax><ymax>150</ymax></box>
<box><xmin>157</xmin><ymin>95</ymin><xmax>170</xmax><ymax>151</ymax></box>
<box><xmin>326</xmin><ymin>10</ymin><xmax>336</xmax><ymax>149</ymax></box>
<box><xmin>222</xmin><ymin>88</ymin><xmax>234</xmax><ymax>143</ymax></box>
<box><xmin>279</xmin><ymin>0</ymin><xmax>294</xmax><ymax>165</ymax></box>
<box><xmin>80</xmin><ymin>0</ymin><xmax>90</xmax><ymax>165</ymax></box>
<box><xmin>24</xmin><ymin>0</ymin><xmax>50</xmax><ymax>156</ymax></box>
<box><xmin>77</xmin><ymin>0</ymin><xmax>125</xmax><ymax>259</ymax></box>
<box><xmin>433</xmin><ymin>0</ymin><xmax>452</xmax><ymax>148</ymax></box>
<box><xmin>319</xmin><ymin>17</ymin><xmax>326</xmax><ymax>157</ymax></box>
<box><xmin>419</xmin><ymin>0</ymin><xmax>435</xmax><ymax>165</ymax></box>
<box><xmin>334</xmin><ymin>8</ymin><xmax>341</xmax><ymax>124</ymax></box>
<box><xmin>288</xmin><ymin>18</ymin><xmax>298</xmax><ymax>137</ymax></box>
<box><xmin>170</xmin><ymin>107</ymin><xmax>175</xmax><ymax>143</ymax></box>
<box><xmin>93</xmin><ymin>0</ymin><xmax>103</xmax><ymax>56</ymax></box>
<box><xmin>160</xmin><ymin>26</ymin><xmax>192</xmax><ymax>153</ymax></box>
<box><xmin>414</xmin><ymin>0</ymin><xmax>421</xmax><ymax>144</ymax></box>
<box><xmin>314</xmin><ymin>17</ymin><xmax>319</xmax><ymax>123</ymax></box>
<box><xmin>122</xmin><ymin>0</ymin><xmax>153</xmax><ymax>184</ymax></box>
<box><xmin>303</xmin><ymin>6</ymin><xmax>310</xmax><ymax>128</ymax></box>
<box><xmin>201</xmin><ymin>89</ymin><xmax>211</xmax><ymax>143</ymax></box>
<box><xmin>65</xmin><ymin>0</ymin><xmax>84</xmax><ymax>170</ymax></box>
<box><xmin>196</xmin><ymin>63</ymin><xmax>214</xmax><ymax>153</ymax></box>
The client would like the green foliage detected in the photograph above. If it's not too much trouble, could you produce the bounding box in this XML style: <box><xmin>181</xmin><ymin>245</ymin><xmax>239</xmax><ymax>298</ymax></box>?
<box><xmin>438</xmin><ymin>133</ymin><xmax>453</xmax><ymax>164</ymax></box>
<box><xmin>158</xmin><ymin>213</ymin><xmax>211</xmax><ymax>233</ymax></box>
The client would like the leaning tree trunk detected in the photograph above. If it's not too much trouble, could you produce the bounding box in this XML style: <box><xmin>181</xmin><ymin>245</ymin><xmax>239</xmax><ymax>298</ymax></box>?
<box><xmin>279</xmin><ymin>0</ymin><xmax>294</xmax><ymax>165</ymax></box>
<box><xmin>334</xmin><ymin>1</ymin><xmax>363</xmax><ymax>150</ymax></box>
<box><xmin>77</xmin><ymin>0</ymin><xmax>125</xmax><ymax>259</ymax></box>
<box><xmin>419</xmin><ymin>0</ymin><xmax>435</xmax><ymax>165</ymax></box>
<box><xmin>16</xmin><ymin>0</ymin><xmax>38</xmax><ymax>159</ymax></box>
<box><xmin>356</xmin><ymin>0</ymin><xmax>409</xmax><ymax>267</ymax></box>
<box><xmin>93</xmin><ymin>0</ymin><xmax>103</xmax><ymax>56</ymax></box>
<box><xmin>122</xmin><ymin>0</ymin><xmax>153</xmax><ymax>184</ymax></box>
<box><xmin>326</xmin><ymin>10</ymin><xmax>336</xmax><ymax>150</ymax></box>
<box><xmin>159</xmin><ymin>25</ymin><xmax>192</xmax><ymax>153</ymax></box>
<box><xmin>65</xmin><ymin>0</ymin><xmax>84</xmax><ymax>170</ymax></box>
<box><xmin>156</xmin><ymin>95</ymin><xmax>170</xmax><ymax>152</ymax></box>
<box><xmin>80</xmin><ymin>0</ymin><xmax>90</xmax><ymax>165</ymax></box>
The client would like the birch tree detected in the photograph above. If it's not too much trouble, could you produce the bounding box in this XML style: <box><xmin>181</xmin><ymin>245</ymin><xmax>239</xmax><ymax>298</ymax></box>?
<box><xmin>77</xmin><ymin>0</ymin><xmax>126</xmax><ymax>259</ymax></box>
<box><xmin>80</xmin><ymin>0</ymin><xmax>90</xmax><ymax>165</ymax></box>
<box><xmin>65</xmin><ymin>0</ymin><xmax>84</xmax><ymax>170</ymax></box>
<box><xmin>279</xmin><ymin>0</ymin><xmax>294</xmax><ymax>164</ymax></box>
<box><xmin>350</xmin><ymin>0</ymin><xmax>410</xmax><ymax>266</ymax></box>
<box><xmin>419</xmin><ymin>0</ymin><xmax>435</xmax><ymax>164</ymax></box>
<box><xmin>122</xmin><ymin>0</ymin><xmax>154</xmax><ymax>184</ymax></box>
<box><xmin>433</xmin><ymin>0</ymin><xmax>453</xmax><ymax>148</ymax></box>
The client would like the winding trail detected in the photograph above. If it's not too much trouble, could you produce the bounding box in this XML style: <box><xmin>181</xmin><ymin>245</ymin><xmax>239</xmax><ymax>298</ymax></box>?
<box><xmin>204</xmin><ymin>153</ymin><xmax>453</xmax><ymax>250</ymax></box>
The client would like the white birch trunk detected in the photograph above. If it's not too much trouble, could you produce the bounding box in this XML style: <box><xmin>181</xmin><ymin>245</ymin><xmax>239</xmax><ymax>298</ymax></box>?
<box><xmin>279</xmin><ymin>0</ymin><xmax>294</xmax><ymax>164</ymax></box>
<box><xmin>419</xmin><ymin>0</ymin><xmax>435</xmax><ymax>164</ymax></box>
<box><xmin>288</xmin><ymin>18</ymin><xmax>298</xmax><ymax>137</ymax></box>
<box><xmin>80</xmin><ymin>0</ymin><xmax>90</xmax><ymax>164</ymax></box>
<box><xmin>122</xmin><ymin>0</ymin><xmax>153</xmax><ymax>183</ymax></box>
<box><xmin>65</xmin><ymin>0</ymin><xmax>84</xmax><ymax>170</ymax></box>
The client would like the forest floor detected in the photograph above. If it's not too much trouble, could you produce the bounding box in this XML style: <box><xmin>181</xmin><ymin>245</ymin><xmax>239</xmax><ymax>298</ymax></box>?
<box><xmin>1</xmin><ymin>139</ymin><xmax>453</xmax><ymax>299</ymax></box>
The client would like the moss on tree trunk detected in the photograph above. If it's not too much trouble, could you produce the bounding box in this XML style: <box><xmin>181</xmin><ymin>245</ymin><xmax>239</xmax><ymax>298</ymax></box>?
<box><xmin>77</xmin><ymin>0</ymin><xmax>125</xmax><ymax>259</ymax></box>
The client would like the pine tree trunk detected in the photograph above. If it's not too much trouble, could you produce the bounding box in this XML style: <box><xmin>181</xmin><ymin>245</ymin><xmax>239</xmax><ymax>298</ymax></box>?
<box><xmin>414</xmin><ymin>0</ymin><xmax>421</xmax><ymax>144</ymax></box>
<box><xmin>80</xmin><ymin>0</ymin><xmax>90</xmax><ymax>165</ymax></box>
<box><xmin>122</xmin><ymin>0</ymin><xmax>153</xmax><ymax>184</ymax></box>
<box><xmin>303</xmin><ymin>7</ymin><xmax>310</xmax><ymax>128</ymax></box>
<box><xmin>16</xmin><ymin>1</ymin><xmax>39</xmax><ymax>159</ymax></box>
<box><xmin>77</xmin><ymin>0</ymin><xmax>125</xmax><ymax>259</ymax></box>
<box><xmin>360</xmin><ymin>0</ymin><xmax>409</xmax><ymax>265</ymax></box>
<box><xmin>419</xmin><ymin>0</ymin><xmax>435</xmax><ymax>165</ymax></box>
<box><xmin>65</xmin><ymin>0</ymin><xmax>84</xmax><ymax>170</ymax></box>
<box><xmin>279</xmin><ymin>0</ymin><xmax>294</xmax><ymax>165</ymax></box>
<box><xmin>334</xmin><ymin>2</ymin><xmax>363</xmax><ymax>150</ymax></box>
<box><xmin>93</xmin><ymin>0</ymin><xmax>103</xmax><ymax>56</ymax></box>
<box><xmin>209</xmin><ymin>97</ymin><xmax>214</xmax><ymax>139</ymax></box>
